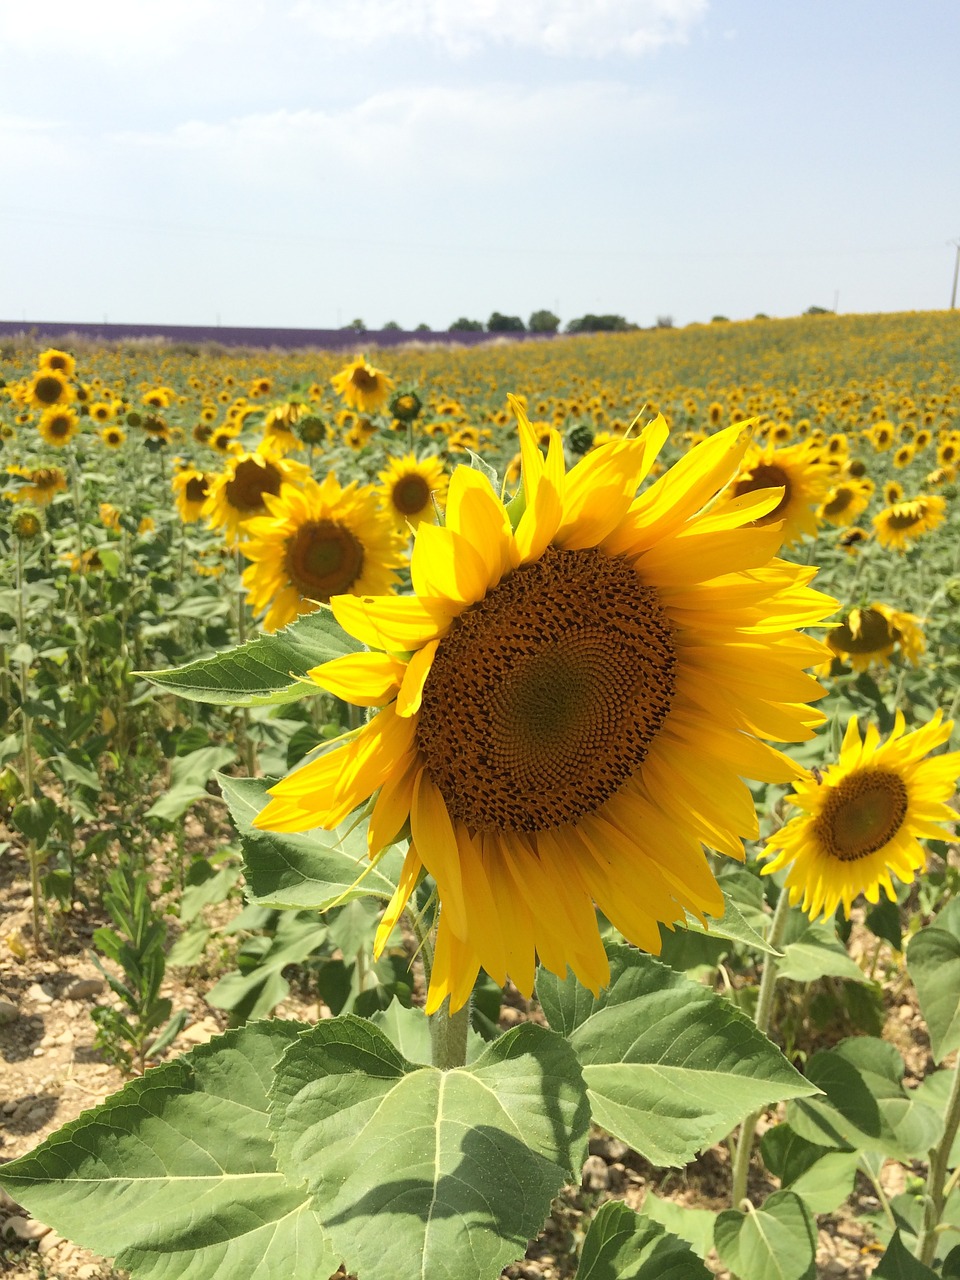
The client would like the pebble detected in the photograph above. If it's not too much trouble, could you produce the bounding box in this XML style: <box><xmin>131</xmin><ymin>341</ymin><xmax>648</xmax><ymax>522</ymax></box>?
<box><xmin>2</xmin><ymin>1215</ymin><xmax>51</xmax><ymax>1241</ymax></box>
<box><xmin>581</xmin><ymin>1154</ymin><xmax>611</xmax><ymax>1192</ymax></box>
<box><xmin>1</xmin><ymin>1100</ymin><xmax>16</xmax><ymax>1115</ymax></box>
<box><xmin>0</xmin><ymin>997</ymin><xmax>18</xmax><ymax>1023</ymax></box>
<box><xmin>77</xmin><ymin>1264</ymin><xmax>101</xmax><ymax>1279</ymax></box>
<box><xmin>26</xmin><ymin>982</ymin><xmax>54</xmax><ymax>1004</ymax></box>
<box><xmin>38</xmin><ymin>1227</ymin><xmax>64</xmax><ymax>1255</ymax></box>
<box><xmin>64</xmin><ymin>977</ymin><xmax>104</xmax><ymax>1001</ymax></box>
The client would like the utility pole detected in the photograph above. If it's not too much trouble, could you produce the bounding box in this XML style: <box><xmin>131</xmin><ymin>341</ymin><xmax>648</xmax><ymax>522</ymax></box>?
<box><xmin>950</xmin><ymin>239</ymin><xmax>960</xmax><ymax>310</ymax></box>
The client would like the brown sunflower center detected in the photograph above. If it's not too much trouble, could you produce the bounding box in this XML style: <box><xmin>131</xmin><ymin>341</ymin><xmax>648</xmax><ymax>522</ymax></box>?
<box><xmin>886</xmin><ymin>505</ymin><xmax>924</xmax><ymax>530</ymax></box>
<box><xmin>831</xmin><ymin>608</ymin><xmax>893</xmax><ymax>655</ymax></box>
<box><xmin>815</xmin><ymin>768</ymin><xmax>908</xmax><ymax>862</ymax></box>
<box><xmin>224</xmin><ymin>459</ymin><xmax>282</xmax><ymax>513</ymax></box>
<box><xmin>185</xmin><ymin>476</ymin><xmax>209</xmax><ymax>503</ymax></box>
<box><xmin>392</xmin><ymin>473</ymin><xmax>431</xmax><ymax>516</ymax></box>
<box><xmin>731</xmin><ymin>462</ymin><xmax>790</xmax><ymax>522</ymax></box>
<box><xmin>416</xmin><ymin>545</ymin><xmax>677</xmax><ymax>833</ymax></box>
<box><xmin>351</xmin><ymin>367</ymin><xmax>379</xmax><ymax>391</ymax></box>
<box><xmin>48</xmin><ymin>415</ymin><xmax>72</xmax><ymax>438</ymax></box>
<box><xmin>284</xmin><ymin>520</ymin><xmax>364</xmax><ymax>601</ymax></box>
<box><xmin>822</xmin><ymin>487</ymin><xmax>854</xmax><ymax>516</ymax></box>
<box><xmin>35</xmin><ymin>375</ymin><xmax>65</xmax><ymax>405</ymax></box>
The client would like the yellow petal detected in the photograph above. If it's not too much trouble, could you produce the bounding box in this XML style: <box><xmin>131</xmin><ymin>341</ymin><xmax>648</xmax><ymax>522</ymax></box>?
<box><xmin>331</xmin><ymin>592</ymin><xmax>455</xmax><ymax>652</ymax></box>
<box><xmin>410</xmin><ymin>772</ymin><xmax>467</xmax><ymax>939</ymax></box>
<box><xmin>396</xmin><ymin>639</ymin><xmax>439</xmax><ymax>718</ymax></box>
<box><xmin>373</xmin><ymin>843</ymin><xmax>423</xmax><ymax>957</ymax></box>
<box><xmin>309</xmin><ymin>651</ymin><xmax>406</xmax><ymax>705</ymax></box>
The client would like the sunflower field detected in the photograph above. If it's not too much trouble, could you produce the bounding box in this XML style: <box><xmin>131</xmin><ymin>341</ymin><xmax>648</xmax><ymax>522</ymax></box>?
<box><xmin>1</xmin><ymin>310</ymin><xmax>959</xmax><ymax>1280</ymax></box>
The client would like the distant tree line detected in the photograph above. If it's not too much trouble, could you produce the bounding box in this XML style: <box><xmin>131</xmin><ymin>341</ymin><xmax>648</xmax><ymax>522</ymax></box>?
<box><xmin>447</xmin><ymin>310</ymin><xmax>639</xmax><ymax>335</ymax></box>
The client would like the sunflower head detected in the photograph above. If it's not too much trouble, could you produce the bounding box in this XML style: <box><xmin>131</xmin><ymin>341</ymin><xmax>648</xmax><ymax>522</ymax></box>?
<box><xmin>389</xmin><ymin>388</ymin><xmax>423</xmax><ymax>423</ymax></box>
<box><xmin>37</xmin><ymin>348</ymin><xmax>76</xmax><ymax>378</ymax></box>
<box><xmin>11</xmin><ymin>506</ymin><xmax>43</xmax><ymax>540</ymax></box>
<box><xmin>38</xmin><ymin>405</ymin><xmax>80</xmax><ymax>448</ymax></box>
<box><xmin>872</xmin><ymin>495</ymin><xmax>947</xmax><ymax>551</ymax></box>
<box><xmin>376</xmin><ymin>454</ymin><xmax>449</xmax><ymax>531</ymax></box>
<box><xmin>331</xmin><ymin>355</ymin><xmax>395</xmax><ymax>414</ymax></box>
<box><xmin>27</xmin><ymin>369</ymin><xmax>74</xmax><ymax>410</ymax></box>
<box><xmin>723</xmin><ymin>440</ymin><xmax>834</xmax><ymax>546</ymax></box>
<box><xmin>824</xmin><ymin>603</ymin><xmax>924</xmax><ymax>672</ymax></box>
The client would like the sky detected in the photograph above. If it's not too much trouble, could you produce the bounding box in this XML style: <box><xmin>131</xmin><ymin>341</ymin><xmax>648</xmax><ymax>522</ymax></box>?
<box><xmin>2</xmin><ymin>0</ymin><xmax>959</xmax><ymax>332</ymax></box>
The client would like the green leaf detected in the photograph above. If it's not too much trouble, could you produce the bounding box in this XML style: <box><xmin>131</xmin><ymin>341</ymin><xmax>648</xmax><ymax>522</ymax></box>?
<box><xmin>269</xmin><ymin>1015</ymin><xmax>589</xmax><ymax>1280</ymax></box>
<box><xmin>575</xmin><ymin>1201</ymin><xmax>711</xmax><ymax>1279</ymax></box>
<box><xmin>537</xmin><ymin>946</ymin><xmax>817</xmax><ymax>1167</ymax></box>
<box><xmin>205</xmin><ymin>911</ymin><xmax>328</xmax><ymax>1021</ymax></box>
<box><xmin>873</xmin><ymin>1229</ymin><xmax>940</xmax><ymax>1278</ymax></box>
<box><xmin>787</xmin><ymin>1038</ymin><xmax>943</xmax><ymax>1161</ymax></box>
<box><xmin>907</xmin><ymin>897</ymin><xmax>960</xmax><ymax>1063</ymax></box>
<box><xmin>141</xmin><ymin>607</ymin><xmax>362</xmax><ymax>706</ymax></box>
<box><xmin>912</xmin><ymin>1067</ymin><xmax>960</xmax><ymax>1167</ymax></box>
<box><xmin>10</xmin><ymin>794</ymin><xmax>58</xmax><ymax>844</ymax></box>
<box><xmin>641</xmin><ymin>1195</ymin><xmax>718</xmax><ymax>1259</ymax></box>
<box><xmin>145</xmin><ymin>745</ymin><xmax>235</xmax><ymax>823</ymax></box>
<box><xmin>714</xmin><ymin>1191</ymin><xmax>817</xmax><ymax>1280</ymax></box>
<box><xmin>370</xmin><ymin>1000</ymin><xmax>486</xmax><ymax>1066</ymax></box>
<box><xmin>759</xmin><ymin>1125</ymin><xmax>858</xmax><ymax>1214</ymax></box>
<box><xmin>0</xmin><ymin>1022</ymin><xmax>337</xmax><ymax>1280</ymax></box>
<box><xmin>776</xmin><ymin>920</ymin><xmax>867</xmax><ymax>984</ymax></box>
<box><xmin>219</xmin><ymin>773</ymin><xmax>402</xmax><ymax>909</ymax></box>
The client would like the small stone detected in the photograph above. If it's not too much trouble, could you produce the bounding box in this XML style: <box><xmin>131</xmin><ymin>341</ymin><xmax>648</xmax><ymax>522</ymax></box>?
<box><xmin>0</xmin><ymin>997</ymin><xmax>18</xmax><ymax>1024</ymax></box>
<box><xmin>77</xmin><ymin>1265</ymin><xmax>101</xmax><ymax>1279</ymax></box>
<box><xmin>64</xmin><ymin>978</ymin><xmax>104</xmax><ymax>1001</ymax></box>
<box><xmin>581</xmin><ymin>1154</ymin><xmax>611</xmax><ymax>1191</ymax></box>
<box><xmin>26</xmin><ymin>982</ymin><xmax>54</xmax><ymax>1005</ymax></box>
<box><xmin>3</xmin><ymin>1215</ymin><xmax>51</xmax><ymax>1241</ymax></box>
<box><xmin>38</xmin><ymin>1228</ymin><xmax>64</xmax><ymax>1255</ymax></box>
<box><xmin>2</xmin><ymin>1099</ymin><xmax>16</xmax><ymax>1115</ymax></box>
<box><xmin>589</xmin><ymin>1135</ymin><xmax>628</xmax><ymax>1160</ymax></box>
<box><xmin>33</xmin><ymin>1046</ymin><xmax>45</xmax><ymax>1057</ymax></box>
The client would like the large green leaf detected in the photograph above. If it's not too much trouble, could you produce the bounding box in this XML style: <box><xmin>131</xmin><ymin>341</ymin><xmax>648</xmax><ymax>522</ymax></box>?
<box><xmin>641</xmin><ymin>1196</ymin><xmax>718</xmax><ymax>1260</ymax></box>
<box><xmin>575</xmin><ymin>1201</ymin><xmax>711</xmax><ymax>1279</ymax></box>
<box><xmin>912</xmin><ymin>1068</ymin><xmax>960</xmax><ymax>1167</ymax></box>
<box><xmin>714</xmin><ymin>1191</ymin><xmax>817</xmax><ymax>1280</ymax></box>
<box><xmin>269</xmin><ymin>1015</ymin><xmax>589</xmax><ymax>1280</ymax></box>
<box><xmin>776</xmin><ymin>920</ymin><xmax>868</xmax><ymax>984</ymax></box>
<box><xmin>907</xmin><ymin>897</ymin><xmax>960</xmax><ymax>1063</ymax></box>
<box><xmin>145</xmin><ymin>745</ymin><xmax>236</xmax><ymax>823</ymax></box>
<box><xmin>787</xmin><ymin>1037</ymin><xmax>943</xmax><ymax>1161</ymax></box>
<box><xmin>0</xmin><ymin>1022</ymin><xmax>337</xmax><ymax>1280</ymax></box>
<box><xmin>874</xmin><ymin>1229</ymin><xmax>941</xmax><ymax>1278</ymax></box>
<box><xmin>759</xmin><ymin>1124</ymin><xmax>859</xmax><ymax>1214</ymax></box>
<box><xmin>219</xmin><ymin>773</ymin><xmax>402</xmax><ymax>909</ymax></box>
<box><xmin>537</xmin><ymin>946</ymin><xmax>817</xmax><ymax>1167</ymax></box>
<box><xmin>142</xmin><ymin>607</ymin><xmax>362</xmax><ymax>706</ymax></box>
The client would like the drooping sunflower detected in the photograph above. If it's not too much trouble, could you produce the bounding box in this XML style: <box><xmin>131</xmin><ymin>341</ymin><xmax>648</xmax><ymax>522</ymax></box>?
<box><xmin>240</xmin><ymin>474</ymin><xmax>407</xmax><ymax>632</ymax></box>
<box><xmin>718</xmin><ymin>439</ymin><xmax>834</xmax><ymax>546</ymax></box>
<box><xmin>205</xmin><ymin>447</ymin><xmax>309</xmax><ymax>546</ymax></box>
<box><xmin>254</xmin><ymin>407</ymin><xmax>835</xmax><ymax>1013</ymax></box>
<box><xmin>762</xmin><ymin>712</ymin><xmax>960</xmax><ymax>919</ymax></box>
<box><xmin>822</xmin><ymin>603</ymin><xmax>925</xmax><ymax>673</ymax></box>
<box><xmin>816</xmin><ymin>478</ymin><xmax>872</xmax><ymax>528</ymax></box>
<box><xmin>5</xmin><ymin>464</ymin><xmax>68</xmax><ymax>505</ymax></box>
<box><xmin>376</xmin><ymin>454</ymin><xmax>449</xmax><ymax>531</ymax></box>
<box><xmin>172</xmin><ymin>467</ymin><xmax>212</xmax><ymax>523</ymax></box>
<box><xmin>26</xmin><ymin>368</ymin><xmax>75</xmax><ymax>411</ymax></box>
<box><xmin>100</xmin><ymin>425</ymin><xmax>126</xmax><ymax>449</ymax></box>
<box><xmin>872</xmin><ymin>495</ymin><xmax>947</xmax><ymax>552</ymax></box>
<box><xmin>331</xmin><ymin>355</ymin><xmax>395</xmax><ymax>414</ymax></box>
<box><xmin>37</xmin><ymin>405</ymin><xmax>80</xmax><ymax>448</ymax></box>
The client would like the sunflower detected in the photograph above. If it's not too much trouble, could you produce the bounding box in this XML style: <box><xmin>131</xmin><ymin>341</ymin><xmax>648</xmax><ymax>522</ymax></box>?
<box><xmin>376</xmin><ymin>454</ymin><xmax>449</xmax><ymax>531</ymax></box>
<box><xmin>37</xmin><ymin>348</ymin><xmax>76</xmax><ymax>378</ymax></box>
<box><xmin>390</xmin><ymin>389</ymin><xmax>423</xmax><ymax>423</ymax></box>
<box><xmin>100</xmin><ymin>425</ymin><xmax>126</xmax><ymax>449</ymax></box>
<box><xmin>172</xmin><ymin>467</ymin><xmax>212</xmax><ymax>522</ymax></box>
<box><xmin>240</xmin><ymin>474</ymin><xmax>407</xmax><ymax>631</ymax></box>
<box><xmin>823</xmin><ymin>603</ymin><xmax>925</xmax><ymax>673</ymax></box>
<box><xmin>5</xmin><ymin>464</ymin><xmax>68</xmax><ymax>505</ymax></box>
<box><xmin>89</xmin><ymin>401</ymin><xmax>115</xmax><ymax>423</ymax></box>
<box><xmin>209</xmin><ymin>425</ymin><xmax>241</xmax><ymax>455</ymax></box>
<box><xmin>37</xmin><ymin>405</ymin><xmax>80</xmax><ymax>448</ymax></box>
<box><xmin>11</xmin><ymin>507</ymin><xmax>43</xmax><ymax>540</ymax></box>
<box><xmin>719</xmin><ymin>440</ymin><xmax>834</xmax><ymax>547</ymax></box>
<box><xmin>142</xmin><ymin>387</ymin><xmax>173</xmax><ymax>410</ymax></box>
<box><xmin>205</xmin><ymin>447</ymin><xmax>309</xmax><ymax>546</ymax></box>
<box><xmin>872</xmin><ymin>495</ymin><xmax>947</xmax><ymax>552</ymax></box>
<box><xmin>330</xmin><ymin>356</ymin><xmax>395</xmax><ymax>414</ymax></box>
<box><xmin>762</xmin><ymin>712</ymin><xmax>960</xmax><ymax>920</ymax></box>
<box><xmin>99</xmin><ymin>503</ymin><xmax>122</xmax><ymax>531</ymax></box>
<box><xmin>816</xmin><ymin>478</ymin><xmax>872</xmax><ymax>528</ymax></box>
<box><xmin>938</xmin><ymin>438</ymin><xmax>960</xmax><ymax>469</ymax></box>
<box><xmin>254</xmin><ymin>406</ymin><xmax>835</xmax><ymax>1013</ymax></box>
<box><xmin>893</xmin><ymin>444</ymin><xmax>915</xmax><ymax>469</ymax></box>
<box><xmin>866</xmin><ymin>421</ymin><xmax>895</xmax><ymax>452</ymax></box>
<box><xmin>139</xmin><ymin>414</ymin><xmax>172</xmax><ymax>446</ymax></box>
<box><xmin>26</xmin><ymin>368</ymin><xmax>74</xmax><ymax>411</ymax></box>
<box><xmin>883</xmin><ymin>480</ymin><xmax>904</xmax><ymax>506</ymax></box>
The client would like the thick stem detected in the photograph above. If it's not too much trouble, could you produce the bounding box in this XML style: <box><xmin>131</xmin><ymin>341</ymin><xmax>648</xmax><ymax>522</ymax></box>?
<box><xmin>431</xmin><ymin>995</ymin><xmax>471</xmax><ymax>1071</ymax></box>
<box><xmin>16</xmin><ymin>540</ymin><xmax>44</xmax><ymax>952</ymax></box>
<box><xmin>916</xmin><ymin>1058</ymin><xmax>960</xmax><ymax>1265</ymax></box>
<box><xmin>730</xmin><ymin>886</ymin><xmax>793</xmax><ymax>1207</ymax></box>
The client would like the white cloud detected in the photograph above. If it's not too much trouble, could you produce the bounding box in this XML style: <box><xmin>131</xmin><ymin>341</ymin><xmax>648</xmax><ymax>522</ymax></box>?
<box><xmin>289</xmin><ymin>0</ymin><xmax>709</xmax><ymax>57</ymax></box>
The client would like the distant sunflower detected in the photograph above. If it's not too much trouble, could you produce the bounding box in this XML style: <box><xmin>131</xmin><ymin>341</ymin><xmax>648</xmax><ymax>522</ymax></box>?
<box><xmin>376</xmin><ymin>454</ymin><xmax>448</xmax><ymax>530</ymax></box>
<box><xmin>893</xmin><ymin>444</ymin><xmax>915</xmax><ymax>469</ymax></box>
<box><xmin>762</xmin><ymin>712</ymin><xmax>960</xmax><ymax>919</ymax></box>
<box><xmin>172</xmin><ymin>467</ymin><xmax>212</xmax><ymax>523</ymax></box>
<box><xmin>139</xmin><ymin>414</ymin><xmax>172</xmax><ymax>446</ymax></box>
<box><xmin>37</xmin><ymin>405</ymin><xmax>80</xmax><ymax>448</ymax></box>
<box><xmin>89</xmin><ymin>401</ymin><xmax>115</xmax><ymax>423</ymax></box>
<box><xmin>5</xmin><ymin>464</ymin><xmax>68</xmax><ymax>505</ymax></box>
<box><xmin>240</xmin><ymin>474</ymin><xmax>406</xmax><ymax>631</ymax></box>
<box><xmin>883</xmin><ymin>480</ymin><xmax>904</xmax><ymax>506</ymax></box>
<box><xmin>823</xmin><ymin>603</ymin><xmax>925</xmax><ymax>673</ymax></box>
<box><xmin>720</xmin><ymin>440</ymin><xmax>834</xmax><ymax>547</ymax></box>
<box><xmin>254</xmin><ymin>407</ymin><xmax>835</xmax><ymax>1013</ymax></box>
<box><xmin>866</xmin><ymin>421</ymin><xmax>895</xmax><ymax>452</ymax></box>
<box><xmin>872</xmin><ymin>495</ymin><xmax>947</xmax><ymax>552</ymax></box>
<box><xmin>205</xmin><ymin>448</ymin><xmax>309</xmax><ymax>545</ymax></box>
<box><xmin>209</xmin><ymin>425</ymin><xmax>241</xmax><ymax>455</ymax></box>
<box><xmin>26</xmin><ymin>368</ymin><xmax>74</xmax><ymax>411</ymax></box>
<box><xmin>331</xmin><ymin>356</ymin><xmax>395</xmax><ymax>414</ymax></box>
<box><xmin>817</xmin><ymin>478</ymin><xmax>872</xmax><ymax>528</ymax></box>
<box><xmin>37</xmin><ymin>348</ymin><xmax>76</xmax><ymax>378</ymax></box>
<box><xmin>938</xmin><ymin>438</ymin><xmax>960</xmax><ymax>469</ymax></box>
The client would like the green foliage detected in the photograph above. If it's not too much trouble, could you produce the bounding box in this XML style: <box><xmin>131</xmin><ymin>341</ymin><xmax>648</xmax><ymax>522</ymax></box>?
<box><xmin>907</xmin><ymin>896</ymin><xmax>960</xmax><ymax>1063</ymax></box>
<box><xmin>714</xmin><ymin>1191</ymin><xmax>817</xmax><ymax>1280</ymax></box>
<box><xmin>575</xmin><ymin>1201</ymin><xmax>711</xmax><ymax>1278</ymax></box>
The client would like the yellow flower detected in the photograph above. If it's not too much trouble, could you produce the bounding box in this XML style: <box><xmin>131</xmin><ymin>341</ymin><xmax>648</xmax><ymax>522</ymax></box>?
<box><xmin>331</xmin><ymin>355</ymin><xmax>395</xmax><ymax>414</ymax></box>
<box><xmin>872</xmin><ymin>495</ymin><xmax>947</xmax><ymax>551</ymax></box>
<box><xmin>762</xmin><ymin>712</ymin><xmax>960</xmax><ymax>919</ymax></box>
<box><xmin>720</xmin><ymin>440</ymin><xmax>834</xmax><ymax>547</ymax></box>
<box><xmin>172</xmin><ymin>468</ymin><xmax>211</xmax><ymax>522</ymax></box>
<box><xmin>254</xmin><ymin>405</ymin><xmax>835</xmax><ymax>1013</ymax></box>
<box><xmin>99</xmin><ymin>503</ymin><xmax>122</xmax><ymax>531</ymax></box>
<box><xmin>816</xmin><ymin>478</ymin><xmax>872</xmax><ymax>528</ymax></box>
<box><xmin>376</xmin><ymin>454</ymin><xmax>449</xmax><ymax>530</ymax></box>
<box><xmin>5</xmin><ymin>465</ymin><xmax>68</xmax><ymax>505</ymax></box>
<box><xmin>37</xmin><ymin>405</ymin><xmax>80</xmax><ymax>447</ymax></box>
<box><xmin>205</xmin><ymin>448</ymin><xmax>309</xmax><ymax>546</ymax></box>
<box><xmin>26</xmin><ymin>368</ymin><xmax>75</xmax><ymax>411</ymax></box>
<box><xmin>89</xmin><ymin>401</ymin><xmax>116</xmax><ymax>423</ymax></box>
<box><xmin>883</xmin><ymin>480</ymin><xmax>904</xmax><ymax>506</ymax></box>
<box><xmin>822</xmin><ymin>603</ymin><xmax>925</xmax><ymax>673</ymax></box>
<box><xmin>100</xmin><ymin>425</ymin><xmax>126</xmax><ymax>449</ymax></box>
<box><xmin>37</xmin><ymin>348</ymin><xmax>76</xmax><ymax>378</ymax></box>
<box><xmin>240</xmin><ymin>474</ymin><xmax>407</xmax><ymax>631</ymax></box>
<box><xmin>893</xmin><ymin>443</ymin><xmax>915</xmax><ymax>469</ymax></box>
<box><xmin>142</xmin><ymin>387</ymin><xmax>173</xmax><ymax>409</ymax></box>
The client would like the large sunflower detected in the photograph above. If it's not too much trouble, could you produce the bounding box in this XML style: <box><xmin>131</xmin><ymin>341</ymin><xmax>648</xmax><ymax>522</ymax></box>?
<box><xmin>37</xmin><ymin>405</ymin><xmax>80</xmax><ymax>448</ymax></box>
<box><xmin>255</xmin><ymin>406</ymin><xmax>835</xmax><ymax>1012</ymax></box>
<box><xmin>822</xmin><ymin>603</ymin><xmax>925</xmax><ymax>673</ymax></box>
<box><xmin>331</xmin><ymin>356</ymin><xmax>395</xmax><ymax>414</ymax></box>
<box><xmin>204</xmin><ymin>447</ymin><xmax>309</xmax><ymax>545</ymax></box>
<box><xmin>26</xmin><ymin>368</ymin><xmax>75</xmax><ymax>411</ymax></box>
<box><xmin>872</xmin><ymin>495</ymin><xmax>947</xmax><ymax>552</ymax></box>
<box><xmin>241</xmin><ymin>474</ymin><xmax>407</xmax><ymax>632</ymax></box>
<box><xmin>762</xmin><ymin>712</ymin><xmax>960</xmax><ymax>919</ymax></box>
<box><xmin>719</xmin><ymin>440</ymin><xmax>834</xmax><ymax>547</ymax></box>
<box><xmin>376</xmin><ymin>453</ymin><xmax>449</xmax><ymax>531</ymax></box>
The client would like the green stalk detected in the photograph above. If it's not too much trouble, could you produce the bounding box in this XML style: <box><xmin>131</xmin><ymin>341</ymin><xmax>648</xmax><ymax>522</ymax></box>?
<box><xmin>730</xmin><ymin>886</ymin><xmax>793</xmax><ymax>1207</ymax></box>
<box><xmin>15</xmin><ymin>538</ymin><xmax>43</xmax><ymax>951</ymax></box>
<box><xmin>916</xmin><ymin>1058</ymin><xmax>960</xmax><ymax>1265</ymax></box>
<box><xmin>431</xmin><ymin>995</ymin><xmax>471</xmax><ymax>1070</ymax></box>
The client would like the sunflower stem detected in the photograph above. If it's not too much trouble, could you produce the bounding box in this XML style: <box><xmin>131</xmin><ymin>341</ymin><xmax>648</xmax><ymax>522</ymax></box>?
<box><xmin>916</xmin><ymin>1053</ymin><xmax>960</xmax><ymax>1265</ymax></box>
<box><xmin>16</xmin><ymin>538</ymin><xmax>44</xmax><ymax>953</ymax></box>
<box><xmin>730</xmin><ymin>885</ymin><xmax>793</xmax><ymax>1208</ymax></box>
<box><xmin>430</xmin><ymin>995</ymin><xmax>471</xmax><ymax>1071</ymax></box>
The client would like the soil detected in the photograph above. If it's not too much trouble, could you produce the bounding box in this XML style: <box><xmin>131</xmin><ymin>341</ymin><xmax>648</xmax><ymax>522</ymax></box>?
<box><xmin>0</xmin><ymin>835</ymin><xmax>942</xmax><ymax>1280</ymax></box>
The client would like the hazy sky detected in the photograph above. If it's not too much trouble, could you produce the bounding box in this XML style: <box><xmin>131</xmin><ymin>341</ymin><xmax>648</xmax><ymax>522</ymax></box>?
<box><xmin>3</xmin><ymin>1</ymin><xmax>958</xmax><ymax>331</ymax></box>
